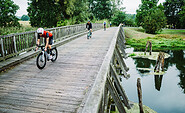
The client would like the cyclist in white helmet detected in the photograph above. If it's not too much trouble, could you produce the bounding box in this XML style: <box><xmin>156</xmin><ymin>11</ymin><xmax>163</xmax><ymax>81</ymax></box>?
<box><xmin>35</xmin><ymin>28</ymin><xmax>53</xmax><ymax>59</ymax></box>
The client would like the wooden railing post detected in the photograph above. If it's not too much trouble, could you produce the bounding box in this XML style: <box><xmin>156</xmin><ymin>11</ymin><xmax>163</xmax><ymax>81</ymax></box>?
<box><xmin>35</xmin><ymin>32</ymin><xmax>38</xmax><ymax>45</ymax></box>
<box><xmin>1</xmin><ymin>38</ymin><xmax>5</xmax><ymax>59</ymax></box>
<box><xmin>13</xmin><ymin>36</ymin><xmax>17</xmax><ymax>54</ymax></box>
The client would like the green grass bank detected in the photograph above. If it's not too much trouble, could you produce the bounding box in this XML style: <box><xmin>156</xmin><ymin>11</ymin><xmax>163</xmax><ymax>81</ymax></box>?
<box><xmin>124</xmin><ymin>27</ymin><xmax>185</xmax><ymax>50</ymax></box>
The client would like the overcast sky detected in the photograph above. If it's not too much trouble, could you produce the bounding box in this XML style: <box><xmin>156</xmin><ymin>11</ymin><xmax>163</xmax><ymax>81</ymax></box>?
<box><xmin>122</xmin><ymin>0</ymin><xmax>166</xmax><ymax>14</ymax></box>
<box><xmin>13</xmin><ymin>0</ymin><xmax>166</xmax><ymax>16</ymax></box>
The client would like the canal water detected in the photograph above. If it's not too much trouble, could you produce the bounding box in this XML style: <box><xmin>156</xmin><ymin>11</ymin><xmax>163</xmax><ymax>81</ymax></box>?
<box><xmin>121</xmin><ymin>47</ymin><xmax>185</xmax><ymax>113</ymax></box>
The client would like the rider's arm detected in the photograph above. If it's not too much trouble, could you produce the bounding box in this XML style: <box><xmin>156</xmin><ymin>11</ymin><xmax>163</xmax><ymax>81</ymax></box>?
<box><xmin>36</xmin><ymin>35</ymin><xmax>40</xmax><ymax>51</ymax></box>
<box><xmin>37</xmin><ymin>34</ymin><xmax>40</xmax><ymax>46</ymax></box>
<box><xmin>45</xmin><ymin>37</ymin><xmax>49</xmax><ymax>51</ymax></box>
<box><xmin>90</xmin><ymin>23</ymin><xmax>92</xmax><ymax>32</ymax></box>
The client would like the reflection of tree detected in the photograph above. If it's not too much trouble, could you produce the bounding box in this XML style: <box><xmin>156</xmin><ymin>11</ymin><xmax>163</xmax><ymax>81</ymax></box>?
<box><xmin>171</xmin><ymin>50</ymin><xmax>185</xmax><ymax>94</ymax></box>
<box><xmin>154</xmin><ymin>75</ymin><xmax>163</xmax><ymax>91</ymax></box>
<box><xmin>179</xmin><ymin>73</ymin><xmax>185</xmax><ymax>93</ymax></box>
<box><xmin>133</xmin><ymin>58</ymin><xmax>155</xmax><ymax>68</ymax></box>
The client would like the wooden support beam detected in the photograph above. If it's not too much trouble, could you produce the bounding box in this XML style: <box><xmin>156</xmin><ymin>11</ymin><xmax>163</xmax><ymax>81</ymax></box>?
<box><xmin>106</xmin><ymin>76</ymin><xmax>126</xmax><ymax>113</ymax></box>
<box><xmin>117</xmin><ymin>40</ymin><xmax>127</xmax><ymax>59</ymax></box>
<box><xmin>115</xmin><ymin>46</ymin><xmax>129</xmax><ymax>73</ymax></box>
<box><xmin>145</xmin><ymin>41</ymin><xmax>152</xmax><ymax>55</ymax></box>
<box><xmin>110</xmin><ymin>64</ymin><xmax>131</xmax><ymax>109</ymax></box>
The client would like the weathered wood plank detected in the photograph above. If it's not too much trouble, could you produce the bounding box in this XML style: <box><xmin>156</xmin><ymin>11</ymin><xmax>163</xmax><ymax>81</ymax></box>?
<box><xmin>110</xmin><ymin>64</ymin><xmax>131</xmax><ymax>109</ymax></box>
<box><xmin>106</xmin><ymin>76</ymin><xmax>126</xmax><ymax>113</ymax></box>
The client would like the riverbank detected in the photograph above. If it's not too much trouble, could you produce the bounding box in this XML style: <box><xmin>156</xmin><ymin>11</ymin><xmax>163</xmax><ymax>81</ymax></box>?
<box><xmin>124</xmin><ymin>27</ymin><xmax>185</xmax><ymax>50</ymax></box>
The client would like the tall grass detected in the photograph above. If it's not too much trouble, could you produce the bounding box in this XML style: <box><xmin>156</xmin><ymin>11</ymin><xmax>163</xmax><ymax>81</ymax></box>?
<box><xmin>0</xmin><ymin>21</ymin><xmax>37</xmax><ymax>36</ymax></box>
<box><xmin>0</xmin><ymin>26</ymin><xmax>37</xmax><ymax>36</ymax></box>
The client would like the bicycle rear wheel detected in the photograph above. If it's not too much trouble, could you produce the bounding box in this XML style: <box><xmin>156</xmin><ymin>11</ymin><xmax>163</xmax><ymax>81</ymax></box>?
<box><xmin>36</xmin><ymin>52</ymin><xmax>46</xmax><ymax>69</ymax></box>
<box><xmin>51</xmin><ymin>48</ymin><xmax>58</xmax><ymax>62</ymax></box>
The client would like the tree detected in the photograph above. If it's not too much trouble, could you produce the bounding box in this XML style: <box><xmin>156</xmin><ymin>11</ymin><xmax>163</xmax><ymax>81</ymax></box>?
<box><xmin>179</xmin><ymin>5</ymin><xmax>185</xmax><ymax>28</ymax></box>
<box><xmin>0</xmin><ymin>0</ymin><xmax>20</xmax><ymax>27</ymax></box>
<box><xmin>136</xmin><ymin>0</ymin><xmax>166</xmax><ymax>34</ymax></box>
<box><xmin>111</xmin><ymin>11</ymin><xmax>126</xmax><ymax>26</ymax></box>
<box><xmin>136</xmin><ymin>0</ymin><xmax>159</xmax><ymax>26</ymax></box>
<box><xmin>88</xmin><ymin>0</ymin><xmax>113</xmax><ymax>20</ymax></box>
<box><xmin>27</xmin><ymin>0</ymin><xmax>88</xmax><ymax>27</ymax></box>
<box><xmin>21</xmin><ymin>15</ymin><xmax>30</xmax><ymax>21</ymax></box>
<box><xmin>143</xmin><ymin>9</ymin><xmax>166</xmax><ymax>33</ymax></box>
<box><xmin>27</xmin><ymin>0</ymin><xmax>61</xmax><ymax>27</ymax></box>
<box><xmin>163</xmin><ymin>0</ymin><xmax>185</xmax><ymax>28</ymax></box>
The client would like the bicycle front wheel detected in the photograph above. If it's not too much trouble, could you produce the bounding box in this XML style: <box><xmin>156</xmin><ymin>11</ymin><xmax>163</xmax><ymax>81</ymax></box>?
<box><xmin>51</xmin><ymin>48</ymin><xmax>58</xmax><ymax>62</ymax></box>
<box><xmin>36</xmin><ymin>52</ymin><xmax>46</xmax><ymax>69</ymax></box>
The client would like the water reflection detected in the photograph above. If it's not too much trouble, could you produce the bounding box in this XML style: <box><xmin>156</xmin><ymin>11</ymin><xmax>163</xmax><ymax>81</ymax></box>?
<box><xmin>132</xmin><ymin>49</ymin><xmax>185</xmax><ymax>93</ymax></box>
<box><xmin>154</xmin><ymin>75</ymin><xmax>163</xmax><ymax>91</ymax></box>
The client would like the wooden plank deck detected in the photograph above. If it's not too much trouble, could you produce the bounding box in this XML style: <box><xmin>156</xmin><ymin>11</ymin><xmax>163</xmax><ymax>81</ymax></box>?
<box><xmin>0</xmin><ymin>27</ymin><xmax>118</xmax><ymax>113</ymax></box>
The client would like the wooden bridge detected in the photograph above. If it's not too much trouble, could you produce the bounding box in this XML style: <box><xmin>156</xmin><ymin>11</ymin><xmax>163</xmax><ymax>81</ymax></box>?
<box><xmin>0</xmin><ymin>24</ymin><xmax>131</xmax><ymax>113</ymax></box>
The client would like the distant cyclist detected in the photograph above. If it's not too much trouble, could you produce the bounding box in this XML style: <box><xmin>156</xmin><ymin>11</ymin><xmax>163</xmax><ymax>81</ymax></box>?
<box><xmin>103</xmin><ymin>21</ymin><xmax>106</xmax><ymax>30</ymax></box>
<box><xmin>86</xmin><ymin>20</ymin><xmax>92</xmax><ymax>39</ymax></box>
<box><xmin>110</xmin><ymin>22</ymin><xmax>112</xmax><ymax>27</ymax></box>
<box><xmin>35</xmin><ymin>28</ymin><xmax>53</xmax><ymax>59</ymax></box>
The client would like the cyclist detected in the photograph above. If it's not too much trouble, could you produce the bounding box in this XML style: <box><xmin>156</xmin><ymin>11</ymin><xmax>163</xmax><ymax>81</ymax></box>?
<box><xmin>35</xmin><ymin>28</ymin><xmax>53</xmax><ymax>60</ymax></box>
<box><xmin>110</xmin><ymin>22</ymin><xmax>112</xmax><ymax>27</ymax></box>
<box><xmin>103</xmin><ymin>21</ymin><xmax>106</xmax><ymax>30</ymax></box>
<box><xmin>86</xmin><ymin>20</ymin><xmax>92</xmax><ymax>39</ymax></box>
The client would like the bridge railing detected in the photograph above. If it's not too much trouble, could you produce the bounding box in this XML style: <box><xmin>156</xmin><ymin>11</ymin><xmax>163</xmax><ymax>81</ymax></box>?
<box><xmin>0</xmin><ymin>23</ymin><xmax>102</xmax><ymax>61</ymax></box>
<box><xmin>81</xmin><ymin>25</ymin><xmax>131</xmax><ymax>113</ymax></box>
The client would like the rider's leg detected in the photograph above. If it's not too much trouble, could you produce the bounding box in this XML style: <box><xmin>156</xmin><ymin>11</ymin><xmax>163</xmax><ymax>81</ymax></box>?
<box><xmin>48</xmin><ymin>37</ymin><xmax>53</xmax><ymax>59</ymax></box>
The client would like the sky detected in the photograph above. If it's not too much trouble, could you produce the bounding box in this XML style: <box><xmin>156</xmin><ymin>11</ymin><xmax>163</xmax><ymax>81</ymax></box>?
<box><xmin>12</xmin><ymin>0</ymin><xmax>166</xmax><ymax>16</ymax></box>
<box><xmin>122</xmin><ymin>0</ymin><xmax>166</xmax><ymax>14</ymax></box>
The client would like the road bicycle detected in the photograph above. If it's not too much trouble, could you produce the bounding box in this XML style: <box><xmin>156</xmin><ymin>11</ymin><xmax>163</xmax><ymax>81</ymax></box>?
<box><xmin>87</xmin><ymin>30</ymin><xmax>92</xmax><ymax>39</ymax></box>
<box><xmin>36</xmin><ymin>45</ymin><xmax>58</xmax><ymax>69</ymax></box>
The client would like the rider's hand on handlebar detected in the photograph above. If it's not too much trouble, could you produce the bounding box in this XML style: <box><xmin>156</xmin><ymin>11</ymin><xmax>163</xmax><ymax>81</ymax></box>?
<box><xmin>44</xmin><ymin>48</ymin><xmax>47</xmax><ymax>51</ymax></box>
<box><xmin>35</xmin><ymin>47</ymin><xmax>38</xmax><ymax>51</ymax></box>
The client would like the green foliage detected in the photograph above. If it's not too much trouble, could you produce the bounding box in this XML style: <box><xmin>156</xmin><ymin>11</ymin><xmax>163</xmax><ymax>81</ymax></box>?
<box><xmin>0</xmin><ymin>0</ymin><xmax>20</xmax><ymax>27</ymax></box>
<box><xmin>88</xmin><ymin>0</ymin><xmax>113</xmax><ymax>20</ymax></box>
<box><xmin>143</xmin><ymin>9</ymin><xmax>166</xmax><ymax>34</ymax></box>
<box><xmin>88</xmin><ymin>0</ymin><xmax>123</xmax><ymax>20</ymax></box>
<box><xmin>27</xmin><ymin>0</ymin><xmax>62</xmax><ymax>27</ymax></box>
<box><xmin>179</xmin><ymin>5</ymin><xmax>185</xmax><ymax>28</ymax></box>
<box><xmin>136</xmin><ymin>0</ymin><xmax>158</xmax><ymax>26</ymax></box>
<box><xmin>21</xmin><ymin>15</ymin><xmax>30</xmax><ymax>21</ymax></box>
<box><xmin>27</xmin><ymin>0</ymin><xmax>88</xmax><ymax>27</ymax></box>
<box><xmin>111</xmin><ymin>11</ymin><xmax>126</xmax><ymax>26</ymax></box>
<box><xmin>163</xmin><ymin>0</ymin><xmax>185</xmax><ymax>29</ymax></box>
<box><xmin>129</xmin><ymin>53</ymin><xmax>137</xmax><ymax>57</ymax></box>
<box><xmin>136</xmin><ymin>0</ymin><xmax>166</xmax><ymax>34</ymax></box>
<box><xmin>125</xmin><ymin>14</ymin><xmax>136</xmax><ymax>26</ymax></box>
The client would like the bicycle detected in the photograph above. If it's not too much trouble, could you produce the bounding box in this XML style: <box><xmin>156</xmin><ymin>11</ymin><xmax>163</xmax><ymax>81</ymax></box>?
<box><xmin>36</xmin><ymin>45</ymin><xmax>58</xmax><ymax>69</ymax></box>
<box><xmin>104</xmin><ymin>25</ymin><xmax>106</xmax><ymax>31</ymax></box>
<box><xmin>87</xmin><ymin>30</ymin><xmax>92</xmax><ymax>39</ymax></box>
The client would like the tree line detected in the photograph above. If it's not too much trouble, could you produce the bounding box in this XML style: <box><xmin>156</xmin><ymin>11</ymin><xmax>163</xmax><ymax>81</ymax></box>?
<box><xmin>136</xmin><ymin>0</ymin><xmax>185</xmax><ymax>33</ymax></box>
<box><xmin>0</xmin><ymin>0</ymin><xmax>185</xmax><ymax>34</ymax></box>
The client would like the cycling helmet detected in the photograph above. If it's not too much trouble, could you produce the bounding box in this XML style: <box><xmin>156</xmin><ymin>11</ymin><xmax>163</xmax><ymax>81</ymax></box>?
<box><xmin>37</xmin><ymin>28</ymin><xmax>44</xmax><ymax>34</ymax></box>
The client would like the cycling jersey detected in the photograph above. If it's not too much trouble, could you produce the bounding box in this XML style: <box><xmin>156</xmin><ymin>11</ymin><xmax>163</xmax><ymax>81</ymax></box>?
<box><xmin>38</xmin><ymin>31</ymin><xmax>53</xmax><ymax>39</ymax></box>
<box><xmin>86</xmin><ymin>23</ymin><xmax>92</xmax><ymax>30</ymax></box>
<box><xmin>38</xmin><ymin>31</ymin><xmax>53</xmax><ymax>45</ymax></box>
